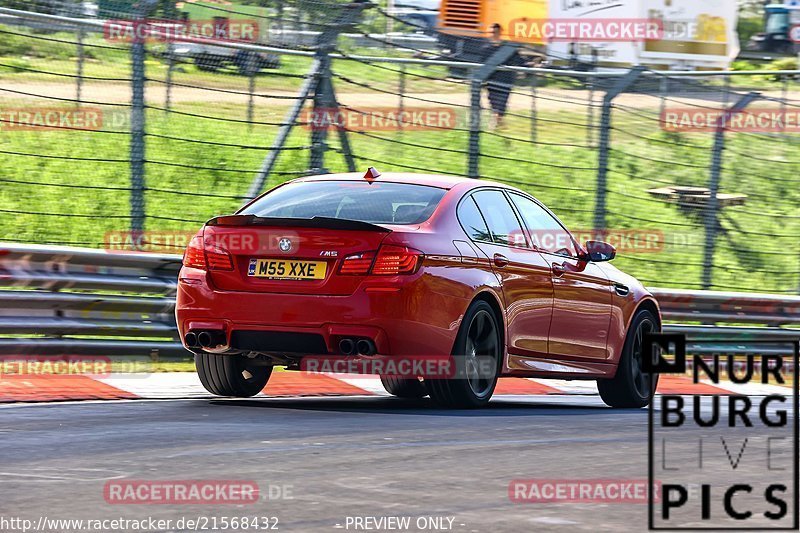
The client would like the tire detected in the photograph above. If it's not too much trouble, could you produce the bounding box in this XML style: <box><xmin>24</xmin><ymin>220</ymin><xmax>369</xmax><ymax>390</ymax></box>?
<box><xmin>195</xmin><ymin>353</ymin><xmax>272</xmax><ymax>397</ymax></box>
<box><xmin>425</xmin><ymin>300</ymin><xmax>501</xmax><ymax>409</ymax></box>
<box><xmin>380</xmin><ymin>376</ymin><xmax>427</xmax><ymax>398</ymax></box>
<box><xmin>597</xmin><ymin>308</ymin><xmax>660</xmax><ymax>408</ymax></box>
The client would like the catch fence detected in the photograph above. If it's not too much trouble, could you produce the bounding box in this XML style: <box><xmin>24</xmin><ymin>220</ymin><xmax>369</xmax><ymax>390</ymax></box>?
<box><xmin>0</xmin><ymin>3</ymin><xmax>799</xmax><ymax>294</ymax></box>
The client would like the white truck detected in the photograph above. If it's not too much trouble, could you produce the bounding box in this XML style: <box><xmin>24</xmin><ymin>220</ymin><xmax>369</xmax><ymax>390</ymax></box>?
<box><xmin>438</xmin><ymin>0</ymin><xmax>740</xmax><ymax>70</ymax></box>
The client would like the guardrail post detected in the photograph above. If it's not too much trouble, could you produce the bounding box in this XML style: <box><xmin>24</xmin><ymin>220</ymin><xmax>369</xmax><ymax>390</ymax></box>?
<box><xmin>702</xmin><ymin>92</ymin><xmax>759</xmax><ymax>290</ymax></box>
<box><xmin>468</xmin><ymin>44</ymin><xmax>521</xmax><ymax>179</ymax></box>
<box><xmin>593</xmin><ymin>67</ymin><xmax>645</xmax><ymax>237</ymax></box>
<box><xmin>129</xmin><ymin>3</ymin><xmax>148</xmax><ymax>245</ymax></box>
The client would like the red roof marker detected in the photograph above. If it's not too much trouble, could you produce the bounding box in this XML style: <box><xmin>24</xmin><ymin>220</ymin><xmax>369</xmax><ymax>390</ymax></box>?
<box><xmin>363</xmin><ymin>167</ymin><xmax>380</xmax><ymax>183</ymax></box>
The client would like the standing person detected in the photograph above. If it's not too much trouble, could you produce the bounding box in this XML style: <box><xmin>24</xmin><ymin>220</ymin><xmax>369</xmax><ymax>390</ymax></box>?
<box><xmin>481</xmin><ymin>23</ymin><xmax>525</xmax><ymax>129</ymax></box>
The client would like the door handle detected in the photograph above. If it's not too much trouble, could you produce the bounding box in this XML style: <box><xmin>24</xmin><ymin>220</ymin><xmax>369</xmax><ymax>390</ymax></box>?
<box><xmin>552</xmin><ymin>262</ymin><xmax>567</xmax><ymax>277</ymax></box>
<box><xmin>493</xmin><ymin>254</ymin><xmax>509</xmax><ymax>268</ymax></box>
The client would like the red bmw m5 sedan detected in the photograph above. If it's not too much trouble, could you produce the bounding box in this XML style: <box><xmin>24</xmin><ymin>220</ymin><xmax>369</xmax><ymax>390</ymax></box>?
<box><xmin>177</xmin><ymin>170</ymin><xmax>661</xmax><ymax>408</ymax></box>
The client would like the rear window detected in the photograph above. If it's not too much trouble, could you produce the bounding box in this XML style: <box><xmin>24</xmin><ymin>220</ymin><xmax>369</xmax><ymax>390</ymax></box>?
<box><xmin>241</xmin><ymin>181</ymin><xmax>446</xmax><ymax>225</ymax></box>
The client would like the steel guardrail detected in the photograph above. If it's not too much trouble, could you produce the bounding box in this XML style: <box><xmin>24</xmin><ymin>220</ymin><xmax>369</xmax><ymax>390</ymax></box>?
<box><xmin>0</xmin><ymin>243</ymin><xmax>798</xmax><ymax>358</ymax></box>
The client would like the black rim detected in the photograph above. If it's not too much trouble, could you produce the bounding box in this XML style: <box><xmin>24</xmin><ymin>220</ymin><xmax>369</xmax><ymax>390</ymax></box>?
<box><xmin>464</xmin><ymin>309</ymin><xmax>499</xmax><ymax>399</ymax></box>
<box><xmin>630</xmin><ymin>318</ymin><xmax>656</xmax><ymax>398</ymax></box>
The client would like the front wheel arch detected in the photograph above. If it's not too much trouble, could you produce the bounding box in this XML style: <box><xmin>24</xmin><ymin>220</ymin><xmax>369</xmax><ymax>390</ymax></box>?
<box><xmin>634</xmin><ymin>298</ymin><xmax>661</xmax><ymax>329</ymax></box>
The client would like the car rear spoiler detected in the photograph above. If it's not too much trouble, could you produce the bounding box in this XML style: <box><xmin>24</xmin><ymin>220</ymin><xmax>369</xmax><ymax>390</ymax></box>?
<box><xmin>206</xmin><ymin>215</ymin><xmax>392</xmax><ymax>233</ymax></box>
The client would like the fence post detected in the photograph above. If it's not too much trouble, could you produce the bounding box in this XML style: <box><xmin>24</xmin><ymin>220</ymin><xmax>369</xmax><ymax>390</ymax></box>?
<box><xmin>247</xmin><ymin>54</ymin><xmax>257</xmax><ymax>130</ymax></box>
<box><xmin>593</xmin><ymin>67</ymin><xmax>645</xmax><ymax>236</ymax></box>
<box><xmin>529</xmin><ymin>71</ymin><xmax>537</xmax><ymax>145</ymax></box>
<box><xmin>165</xmin><ymin>48</ymin><xmax>175</xmax><ymax>112</ymax></box>
<box><xmin>658</xmin><ymin>74</ymin><xmax>668</xmax><ymax>123</ymax></box>
<box><xmin>309</xmin><ymin>56</ymin><xmax>333</xmax><ymax>173</ymax></box>
<box><xmin>398</xmin><ymin>64</ymin><xmax>406</xmax><ymax>155</ymax></box>
<box><xmin>468</xmin><ymin>44</ymin><xmax>520</xmax><ymax>179</ymax></box>
<box><xmin>76</xmin><ymin>25</ymin><xmax>85</xmax><ymax>104</ymax></box>
<box><xmin>129</xmin><ymin>4</ymin><xmax>148</xmax><ymax>244</ymax></box>
<box><xmin>467</xmin><ymin>78</ymin><xmax>481</xmax><ymax>178</ymax></box>
<box><xmin>701</xmin><ymin>92</ymin><xmax>759</xmax><ymax>290</ymax></box>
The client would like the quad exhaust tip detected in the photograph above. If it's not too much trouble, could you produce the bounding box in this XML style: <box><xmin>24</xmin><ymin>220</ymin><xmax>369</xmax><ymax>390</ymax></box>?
<box><xmin>339</xmin><ymin>338</ymin><xmax>356</xmax><ymax>356</ymax></box>
<box><xmin>356</xmin><ymin>339</ymin><xmax>376</xmax><ymax>356</ymax></box>
<box><xmin>186</xmin><ymin>330</ymin><xmax>226</xmax><ymax>349</ymax></box>
<box><xmin>184</xmin><ymin>331</ymin><xmax>198</xmax><ymax>348</ymax></box>
<box><xmin>338</xmin><ymin>338</ymin><xmax>376</xmax><ymax>356</ymax></box>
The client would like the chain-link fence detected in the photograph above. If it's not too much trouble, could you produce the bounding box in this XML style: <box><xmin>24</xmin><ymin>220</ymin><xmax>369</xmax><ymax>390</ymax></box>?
<box><xmin>0</xmin><ymin>2</ymin><xmax>799</xmax><ymax>294</ymax></box>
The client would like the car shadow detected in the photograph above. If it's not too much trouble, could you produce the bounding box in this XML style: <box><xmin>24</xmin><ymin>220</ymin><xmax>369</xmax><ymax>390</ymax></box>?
<box><xmin>206</xmin><ymin>395</ymin><xmax>647</xmax><ymax>417</ymax></box>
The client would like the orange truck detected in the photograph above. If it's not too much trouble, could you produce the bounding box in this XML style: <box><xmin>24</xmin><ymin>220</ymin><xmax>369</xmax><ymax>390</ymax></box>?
<box><xmin>438</xmin><ymin>0</ymin><xmax>739</xmax><ymax>70</ymax></box>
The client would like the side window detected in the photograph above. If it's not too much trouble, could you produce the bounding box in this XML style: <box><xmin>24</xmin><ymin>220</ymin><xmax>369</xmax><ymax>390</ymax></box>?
<box><xmin>457</xmin><ymin>196</ymin><xmax>491</xmax><ymax>242</ymax></box>
<box><xmin>472</xmin><ymin>190</ymin><xmax>527</xmax><ymax>247</ymax></box>
<box><xmin>509</xmin><ymin>193</ymin><xmax>578</xmax><ymax>257</ymax></box>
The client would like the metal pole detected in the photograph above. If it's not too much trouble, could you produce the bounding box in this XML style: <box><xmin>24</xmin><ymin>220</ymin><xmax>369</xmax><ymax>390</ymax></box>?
<box><xmin>593</xmin><ymin>67</ymin><xmax>645</xmax><ymax>237</ymax></box>
<box><xmin>246</xmin><ymin>58</ymin><xmax>322</xmax><ymax>199</ymax></box>
<box><xmin>659</xmin><ymin>75</ymin><xmax>668</xmax><ymax>128</ymax></box>
<box><xmin>701</xmin><ymin>92</ymin><xmax>759</xmax><ymax>290</ymax></box>
<box><xmin>530</xmin><ymin>71</ymin><xmax>537</xmax><ymax>145</ymax></box>
<box><xmin>780</xmin><ymin>74</ymin><xmax>788</xmax><ymax>134</ymax></box>
<box><xmin>586</xmin><ymin>73</ymin><xmax>595</xmax><ymax>148</ymax></box>
<box><xmin>398</xmin><ymin>64</ymin><xmax>406</xmax><ymax>126</ymax></box>
<box><xmin>76</xmin><ymin>25</ymin><xmax>85</xmax><ymax>104</ymax></box>
<box><xmin>467</xmin><ymin>78</ymin><xmax>481</xmax><ymax>179</ymax></box>
<box><xmin>165</xmin><ymin>48</ymin><xmax>175</xmax><ymax>112</ymax></box>
<box><xmin>398</xmin><ymin>64</ymin><xmax>406</xmax><ymax>155</ymax></box>
<box><xmin>467</xmin><ymin>44</ymin><xmax>521</xmax><ymax>179</ymax></box>
<box><xmin>247</xmin><ymin>56</ymin><xmax>257</xmax><ymax>130</ymax></box>
<box><xmin>310</xmin><ymin>55</ymin><xmax>332</xmax><ymax>173</ymax></box>
<box><xmin>129</xmin><ymin>5</ymin><xmax>148</xmax><ymax>244</ymax></box>
<box><xmin>246</xmin><ymin>2</ymin><xmax>368</xmax><ymax>198</ymax></box>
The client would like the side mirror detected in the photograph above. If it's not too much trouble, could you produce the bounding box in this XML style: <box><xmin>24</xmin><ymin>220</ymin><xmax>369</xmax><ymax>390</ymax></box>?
<box><xmin>585</xmin><ymin>240</ymin><xmax>616</xmax><ymax>262</ymax></box>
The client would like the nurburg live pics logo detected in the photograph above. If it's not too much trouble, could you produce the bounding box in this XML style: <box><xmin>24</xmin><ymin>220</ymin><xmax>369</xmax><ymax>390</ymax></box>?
<box><xmin>644</xmin><ymin>333</ymin><xmax>799</xmax><ymax>530</ymax></box>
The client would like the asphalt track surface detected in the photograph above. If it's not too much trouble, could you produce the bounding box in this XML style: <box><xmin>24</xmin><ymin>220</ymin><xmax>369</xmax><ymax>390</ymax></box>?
<box><xmin>0</xmin><ymin>395</ymin><xmax>795</xmax><ymax>532</ymax></box>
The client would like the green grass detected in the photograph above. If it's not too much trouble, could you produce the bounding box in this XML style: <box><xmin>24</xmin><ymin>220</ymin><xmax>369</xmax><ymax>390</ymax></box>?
<box><xmin>1</xmin><ymin>25</ymin><xmax>799</xmax><ymax>294</ymax></box>
<box><xmin>1</xmin><ymin>93</ymin><xmax>799</xmax><ymax>293</ymax></box>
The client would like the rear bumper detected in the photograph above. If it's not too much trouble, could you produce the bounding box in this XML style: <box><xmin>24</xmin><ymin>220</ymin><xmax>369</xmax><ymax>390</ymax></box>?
<box><xmin>176</xmin><ymin>267</ymin><xmax>468</xmax><ymax>357</ymax></box>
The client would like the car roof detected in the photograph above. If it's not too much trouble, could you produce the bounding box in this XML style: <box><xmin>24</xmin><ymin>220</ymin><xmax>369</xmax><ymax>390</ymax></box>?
<box><xmin>293</xmin><ymin>171</ymin><xmax>511</xmax><ymax>191</ymax></box>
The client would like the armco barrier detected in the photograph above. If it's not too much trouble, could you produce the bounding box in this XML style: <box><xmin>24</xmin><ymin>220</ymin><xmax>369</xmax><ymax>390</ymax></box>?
<box><xmin>0</xmin><ymin>243</ymin><xmax>183</xmax><ymax>358</ymax></box>
<box><xmin>0</xmin><ymin>243</ymin><xmax>797</xmax><ymax>358</ymax></box>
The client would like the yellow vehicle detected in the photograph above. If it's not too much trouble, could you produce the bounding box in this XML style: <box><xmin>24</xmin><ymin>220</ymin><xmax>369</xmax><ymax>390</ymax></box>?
<box><xmin>438</xmin><ymin>0</ymin><xmax>740</xmax><ymax>70</ymax></box>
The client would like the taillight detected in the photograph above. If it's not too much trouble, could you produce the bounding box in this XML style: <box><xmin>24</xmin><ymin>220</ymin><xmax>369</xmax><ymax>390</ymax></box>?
<box><xmin>339</xmin><ymin>245</ymin><xmax>422</xmax><ymax>275</ymax></box>
<box><xmin>182</xmin><ymin>232</ymin><xmax>234</xmax><ymax>271</ymax></box>
<box><xmin>340</xmin><ymin>251</ymin><xmax>375</xmax><ymax>275</ymax></box>
<box><xmin>183</xmin><ymin>235</ymin><xmax>206</xmax><ymax>269</ymax></box>
<box><xmin>372</xmin><ymin>245</ymin><xmax>422</xmax><ymax>275</ymax></box>
<box><xmin>205</xmin><ymin>244</ymin><xmax>234</xmax><ymax>271</ymax></box>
